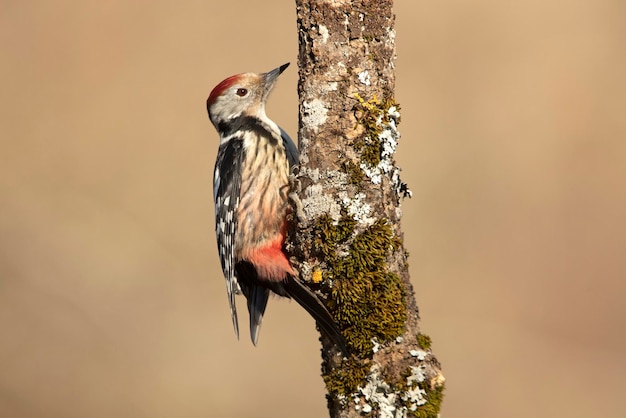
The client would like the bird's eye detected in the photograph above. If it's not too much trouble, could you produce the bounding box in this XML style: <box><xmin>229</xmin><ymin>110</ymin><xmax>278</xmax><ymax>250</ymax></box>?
<box><xmin>236</xmin><ymin>88</ymin><xmax>248</xmax><ymax>97</ymax></box>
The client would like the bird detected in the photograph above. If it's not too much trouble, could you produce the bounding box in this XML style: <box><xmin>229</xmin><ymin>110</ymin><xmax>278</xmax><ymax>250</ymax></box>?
<box><xmin>206</xmin><ymin>63</ymin><xmax>347</xmax><ymax>353</ymax></box>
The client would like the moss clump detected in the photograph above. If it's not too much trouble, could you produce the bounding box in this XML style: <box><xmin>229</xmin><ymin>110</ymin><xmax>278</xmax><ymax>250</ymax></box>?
<box><xmin>312</xmin><ymin>213</ymin><xmax>407</xmax><ymax>360</ymax></box>
<box><xmin>322</xmin><ymin>358</ymin><xmax>370</xmax><ymax>397</ymax></box>
<box><xmin>352</xmin><ymin>93</ymin><xmax>401</xmax><ymax>168</ymax></box>
<box><xmin>341</xmin><ymin>160</ymin><xmax>365</xmax><ymax>189</ymax></box>
<box><xmin>416</xmin><ymin>333</ymin><xmax>432</xmax><ymax>350</ymax></box>
<box><xmin>312</xmin><ymin>210</ymin><xmax>356</xmax><ymax>261</ymax></box>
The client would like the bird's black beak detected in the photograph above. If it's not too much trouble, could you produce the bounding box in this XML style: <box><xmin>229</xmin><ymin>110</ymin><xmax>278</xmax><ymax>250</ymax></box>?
<box><xmin>264</xmin><ymin>62</ymin><xmax>290</xmax><ymax>86</ymax></box>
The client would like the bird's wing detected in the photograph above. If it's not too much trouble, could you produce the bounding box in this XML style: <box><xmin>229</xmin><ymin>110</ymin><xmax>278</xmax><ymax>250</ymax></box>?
<box><xmin>213</xmin><ymin>137</ymin><xmax>245</xmax><ymax>339</ymax></box>
<box><xmin>279</xmin><ymin>126</ymin><xmax>299</xmax><ymax>168</ymax></box>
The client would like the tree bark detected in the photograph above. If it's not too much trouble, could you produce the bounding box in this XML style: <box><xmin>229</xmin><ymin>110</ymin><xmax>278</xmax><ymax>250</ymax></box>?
<box><xmin>291</xmin><ymin>0</ymin><xmax>445</xmax><ymax>417</ymax></box>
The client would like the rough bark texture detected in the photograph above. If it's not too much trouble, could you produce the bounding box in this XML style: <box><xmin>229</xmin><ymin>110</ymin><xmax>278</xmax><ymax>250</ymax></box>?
<box><xmin>291</xmin><ymin>0</ymin><xmax>445</xmax><ymax>417</ymax></box>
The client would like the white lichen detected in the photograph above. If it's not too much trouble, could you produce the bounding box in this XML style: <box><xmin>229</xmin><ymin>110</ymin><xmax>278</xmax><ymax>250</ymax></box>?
<box><xmin>388</xmin><ymin>105</ymin><xmax>400</xmax><ymax>119</ymax></box>
<box><xmin>409</xmin><ymin>349</ymin><xmax>427</xmax><ymax>361</ymax></box>
<box><xmin>350</xmin><ymin>349</ymin><xmax>433</xmax><ymax>416</ymax></box>
<box><xmin>402</xmin><ymin>366</ymin><xmax>428</xmax><ymax>410</ymax></box>
<box><xmin>360</xmin><ymin>104</ymin><xmax>412</xmax><ymax>198</ymax></box>
<box><xmin>385</xmin><ymin>27</ymin><xmax>396</xmax><ymax>48</ymax></box>
<box><xmin>360</xmin><ymin>162</ymin><xmax>382</xmax><ymax>185</ymax></box>
<box><xmin>372</xmin><ymin>338</ymin><xmax>381</xmax><ymax>353</ymax></box>
<box><xmin>303</xmin><ymin>182</ymin><xmax>342</xmax><ymax>221</ymax></box>
<box><xmin>339</xmin><ymin>191</ymin><xmax>374</xmax><ymax>225</ymax></box>
<box><xmin>301</xmin><ymin>168</ymin><xmax>360</xmax><ymax>223</ymax></box>
<box><xmin>302</xmin><ymin>99</ymin><xmax>328</xmax><ymax>133</ymax></box>
<box><xmin>385</xmin><ymin>27</ymin><xmax>397</xmax><ymax>68</ymax></box>
<box><xmin>358</xmin><ymin>70</ymin><xmax>371</xmax><ymax>86</ymax></box>
<box><xmin>318</xmin><ymin>24</ymin><xmax>329</xmax><ymax>44</ymax></box>
<box><xmin>353</xmin><ymin>365</ymin><xmax>406</xmax><ymax>418</ymax></box>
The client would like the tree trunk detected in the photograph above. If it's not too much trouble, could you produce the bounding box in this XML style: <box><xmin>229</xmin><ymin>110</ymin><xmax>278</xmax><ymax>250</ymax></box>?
<box><xmin>291</xmin><ymin>0</ymin><xmax>445</xmax><ymax>417</ymax></box>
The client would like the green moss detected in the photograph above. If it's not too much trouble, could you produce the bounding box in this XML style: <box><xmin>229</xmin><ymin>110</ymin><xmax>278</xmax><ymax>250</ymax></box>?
<box><xmin>353</xmin><ymin>132</ymin><xmax>383</xmax><ymax>168</ymax></box>
<box><xmin>312</xmin><ymin>214</ymin><xmax>407</xmax><ymax>361</ymax></box>
<box><xmin>416</xmin><ymin>333</ymin><xmax>432</xmax><ymax>350</ymax></box>
<box><xmin>341</xmin><ymin>160</ymin><xmax>365</xmax><ymax>189</ymax></box>
<box><xmin>312</xmin><ymin>210</ymin><xmax>357</xmax><ymax>261</ymax></box>
<box><xmin>323</xmin><ymin>358</ymin><xmax>370</xmax><ymax>397</ymax></box>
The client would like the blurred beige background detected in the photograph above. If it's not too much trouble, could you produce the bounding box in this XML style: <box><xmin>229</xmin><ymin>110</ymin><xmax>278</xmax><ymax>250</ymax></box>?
<box><xmin>1</xmin><ymin>1</ymin><xmax>624</xmax><ymax>417</ymax></box>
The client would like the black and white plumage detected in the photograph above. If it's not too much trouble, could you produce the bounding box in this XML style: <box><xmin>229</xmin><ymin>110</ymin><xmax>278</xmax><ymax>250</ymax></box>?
<box><xmin>207</xmin><ymin>63</ymin><xmax>346</xmax><ymax>352</ymax></box>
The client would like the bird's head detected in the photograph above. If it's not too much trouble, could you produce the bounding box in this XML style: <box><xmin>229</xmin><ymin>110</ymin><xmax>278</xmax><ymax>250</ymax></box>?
<box><xmin>206</xmin><ymin>63</ymin><xmax>290</xmax><ymax>128</ymax></box>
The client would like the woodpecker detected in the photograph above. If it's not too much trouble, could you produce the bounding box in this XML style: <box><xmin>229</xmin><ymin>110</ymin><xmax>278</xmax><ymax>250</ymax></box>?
<box><xmin>206</xmin><ymin>63</ymin><xmax>346</xmax><ymax>353</ymax></box>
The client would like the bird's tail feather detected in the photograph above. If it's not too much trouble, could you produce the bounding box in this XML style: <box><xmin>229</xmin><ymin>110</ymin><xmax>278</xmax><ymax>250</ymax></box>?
<box><xmin>282</xmin><ymin>275</ymin><xmax>348</xmax><ymax>355</ymax></box>
<box><xmin>247</xmin><ymin>285</ymin><xmax>270</xmax><ymax>346</ymax></box>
